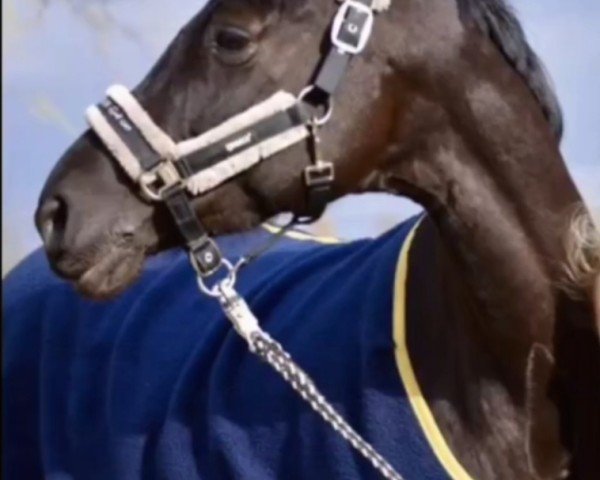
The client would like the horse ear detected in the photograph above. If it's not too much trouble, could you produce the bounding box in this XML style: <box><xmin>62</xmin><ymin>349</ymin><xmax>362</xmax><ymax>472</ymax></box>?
<box><xmin>524</xmin><ymin>343</ymin><xmax>570</xmax><ymax>479</ymax></box>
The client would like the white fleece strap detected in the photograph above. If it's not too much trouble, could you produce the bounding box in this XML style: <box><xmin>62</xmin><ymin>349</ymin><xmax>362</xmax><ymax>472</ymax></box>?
<box><xmin>85</xmin><ymin>104</ymin><xmax>144</xmax><ymax>181</ymax></box>
<box><xmin>107</xmin><ymin>85</ymin><xmax>178</xmax><ymax>160</ymax></box>
<box><xmin>371</xmin><ymin>0</ymin><xmax>391</xmax><ymax>12</ymax></box>
<box><xmin>177</xmin><ymin>91</ymin><xmax>298</xmax><ymax>157</ymax></box>
<box><xmin>186</xmin><ymin>124</ymin><xmax>308</xmax><ymax>195</ymax></box>
<box><xmin>177</xmin><ymin>90</ymin><xmax>308</xmax><ymax>195</ymax></box>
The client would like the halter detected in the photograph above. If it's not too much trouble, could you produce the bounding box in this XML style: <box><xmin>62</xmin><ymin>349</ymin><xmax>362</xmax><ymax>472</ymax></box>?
<box><xmin>86</xmin><ymin>0</ymin><xmax>388</xmax><ymax>277</ymax></box>
<box><xmin>85</xmin><ymin>1</ymin><xmax>404</xmax><ymax>479</ymax></box>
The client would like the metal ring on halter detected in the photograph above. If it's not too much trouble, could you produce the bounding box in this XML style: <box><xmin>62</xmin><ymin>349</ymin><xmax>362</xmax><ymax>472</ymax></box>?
<box><xmin>139</xmin><ymin>161</ymin><xmax>183</xmax><ymax>202</ymax></box>
<box><xmin>193</xmin><ymin>257</ymin><xmax>237</xmax><ymax>297</ymax></box>
<box><xmin>139</xmin><ymin>172</ymin><xmax>164</xmax><ymax>202</ymax></box>
<box><xmin>297</xmin><ymin>86</ymin><xmax>333</xmax><ymax>126</ymax></box>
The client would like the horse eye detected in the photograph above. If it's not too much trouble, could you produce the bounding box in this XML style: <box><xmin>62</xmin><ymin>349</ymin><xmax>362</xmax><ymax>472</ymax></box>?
<box><xmin>214</xmin><ymin>27</ymin><xmax>251</xmax><ymax>52</ymax></box>
<box><xmin>211</xmin><ymin>26</ymin><xmax>257</xmax><ymax>66</ymax></box>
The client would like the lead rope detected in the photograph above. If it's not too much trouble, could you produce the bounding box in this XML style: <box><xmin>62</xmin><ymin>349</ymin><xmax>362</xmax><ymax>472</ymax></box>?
<box><xmin>197</xmin><ymin>276</ymin><xmax>404</xmax><ymax>480</ymax></box>
<box><xmin>235</xmin><ymin>216</ymin><xmax>298</xmax><ymax>271</ymax></box>
<box><xmin>251</xmin><ymin>331</ymin><xmax>404</xmax><ymax>480</ymax></box>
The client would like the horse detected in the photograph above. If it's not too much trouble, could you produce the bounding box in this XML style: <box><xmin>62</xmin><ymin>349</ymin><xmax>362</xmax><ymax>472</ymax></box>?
<box><xmin>33</xmin><ymin>0</ymin><xmax>600</xmax><ymax>478</ymax></box>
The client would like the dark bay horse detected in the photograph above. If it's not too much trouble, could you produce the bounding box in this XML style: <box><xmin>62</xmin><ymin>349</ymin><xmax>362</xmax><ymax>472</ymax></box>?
<box><xmin>35</xmin><ymin>0</ymin><xmax>600</xmax><ymax>478</ymax></box>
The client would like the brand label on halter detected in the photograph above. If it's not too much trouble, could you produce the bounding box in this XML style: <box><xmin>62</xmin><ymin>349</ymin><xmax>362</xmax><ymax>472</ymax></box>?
<box><xmin>102</xmin><ymin>100</ymin><xmax>134</xmax><ymax>132</ymax></box>
<box><xmin>225</xmin><ymin>132</ymin><xmax>253</xmax><ymax>153</ymax></box>
<box><xmin>94</xmin><ymin>98</ymin><xmax>164</xmax><ymax>172</ymax></box>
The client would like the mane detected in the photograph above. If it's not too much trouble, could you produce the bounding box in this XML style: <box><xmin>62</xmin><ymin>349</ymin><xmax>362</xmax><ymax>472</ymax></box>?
<box><xmin>563</xmin><ymin>205</ymin><xmax>600</xmax><ymax>304</ymax></box>
<box><xmin>457</xmin><ymin>0</ymin><xmax>564</xmax><ymax>139</ymax></box>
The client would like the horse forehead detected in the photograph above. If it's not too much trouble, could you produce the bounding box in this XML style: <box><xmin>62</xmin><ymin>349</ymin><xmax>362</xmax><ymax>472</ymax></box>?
<box><xmin>213</xmin><ymin>2</ymin><xmax>270</xmax><ymax>26</ymax></box>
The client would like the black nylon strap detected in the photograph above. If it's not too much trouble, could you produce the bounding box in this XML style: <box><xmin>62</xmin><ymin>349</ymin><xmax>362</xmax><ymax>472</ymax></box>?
<box><xmin>175</xmin><ymin>105</ymin><xmax>309</xmax><ymax>179</ymax></box>
<box><xmin>163</xmin><ymin>188</ymin><xmax>206</xmax><ymax>243</ymax></box>
<box><xmin>314</xmin><ymin>0</ymin><xmax>373</xmax><ymax>96</ymax></box>
<box><xmin>163</xmin><ymin>188</ymin><xmax>222</xmax><ymax>276</ymax></box>
<box><xmin>97</xmin><ymin>99</ymin><xmax>163</xmax><ymax>171</ymax></box>
<box><xmin>305</xmin><ymin>184</ymin><xmax>334</xmax><ymax>221</ymax></box>
<box><xmin>313</xmin><ymin>49</ymin><xmax>351</xmax><ymax>96</ymax></box>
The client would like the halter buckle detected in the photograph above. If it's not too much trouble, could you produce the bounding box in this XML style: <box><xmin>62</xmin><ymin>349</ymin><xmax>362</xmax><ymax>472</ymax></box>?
<box><xmin>139</xmin><ymin>161</ymin><xmax>182</xmax><ymax>201</ymax></box>
<box><xmin>331</xmin><ymin>0</ymin><xmax>374</xmax><ymax>55</ymax></box>
<box><xmin>304</xmin><ymin>162</ymin><xmax>335</xmax><ymax>187</ymax></box>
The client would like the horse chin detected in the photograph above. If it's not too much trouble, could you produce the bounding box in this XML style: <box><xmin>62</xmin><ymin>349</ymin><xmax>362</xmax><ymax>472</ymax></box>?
<box><xmin>74</xmin><ymin>246</ymin><xmax>146</xmax><ymax>301</ymax></box>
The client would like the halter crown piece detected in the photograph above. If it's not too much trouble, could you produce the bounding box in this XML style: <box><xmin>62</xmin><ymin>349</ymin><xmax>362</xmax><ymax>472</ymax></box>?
<box><xmin>85</xmin><ymin>2</ymin><xmax>404</xmax><ymax>479</ymax></box>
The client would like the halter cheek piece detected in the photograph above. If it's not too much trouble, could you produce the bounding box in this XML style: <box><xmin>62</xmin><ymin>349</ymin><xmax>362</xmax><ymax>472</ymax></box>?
<box><xmin>84</xmin><ymin>2</ymin><xmax>406</xmax><ymax>479</ymax></box>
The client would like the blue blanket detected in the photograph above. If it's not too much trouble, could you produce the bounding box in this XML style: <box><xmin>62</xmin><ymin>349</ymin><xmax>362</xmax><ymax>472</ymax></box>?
<box><xmin>3</xmin><ymin>216</ymin><xmax>468</xmax><ymax>479</ymax></box>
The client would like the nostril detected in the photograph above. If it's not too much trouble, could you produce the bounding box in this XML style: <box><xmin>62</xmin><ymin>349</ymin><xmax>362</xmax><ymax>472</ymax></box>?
<box><xmin>36</xmin><ymin>196</ymin><xmax>68</xmax><ymax>257</ymax></box>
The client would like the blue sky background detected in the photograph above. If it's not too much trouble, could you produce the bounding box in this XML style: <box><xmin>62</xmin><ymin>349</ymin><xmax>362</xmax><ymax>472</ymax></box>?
<box><xmin>3</xmin><ymin>0</ymin><xmax>599</xmax><ymax>274</ymax></box>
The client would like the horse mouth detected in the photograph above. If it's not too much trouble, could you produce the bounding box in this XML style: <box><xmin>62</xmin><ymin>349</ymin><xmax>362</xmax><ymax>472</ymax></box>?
<box><xmin>74</xmin><ymin>246</ymin><xmax>146</xmax><ymax>300</ymax></box>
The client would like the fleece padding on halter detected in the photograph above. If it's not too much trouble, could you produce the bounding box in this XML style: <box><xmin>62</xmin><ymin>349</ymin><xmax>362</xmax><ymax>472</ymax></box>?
<box><xmin>175</xmin><ymin>91</ymin><xmax>309</xmax><ymax>196</ymax></box>
<box><xmin>86</xmin><ymin>87</ymin><xmax>309</xmax><ymax>197</ymax></box>
<box><xmin>86</xmin><ymin>103</ymin><xmax>147</xmax><ymax>181</ymax></box>
<box><xmin>371</xmin><ymin>0</ymin><xmax>391</xmax><ymax>11</ymax></box>
<box><xmin>107</xmin><ymin>85</ymin><xmax>178</xmax><ymax>160</ymax></box>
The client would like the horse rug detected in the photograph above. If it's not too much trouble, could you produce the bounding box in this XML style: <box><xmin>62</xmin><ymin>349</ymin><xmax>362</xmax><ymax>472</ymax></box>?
<box><xmin>3</xmin><ymin>215</ymin><xmax>472</xmax><ymax>479</ymax></box>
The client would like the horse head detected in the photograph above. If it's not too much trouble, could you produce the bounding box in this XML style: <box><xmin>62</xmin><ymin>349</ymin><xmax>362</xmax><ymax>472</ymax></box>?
<box><xmin>35</xmin><ymin>0</ymin><xmax>397</xmax><ymax>298</ymax></box>
<box><xmin>35</xmin><ymin>0</ymin><xmax>576</xmax><ymax>300</ymax></box>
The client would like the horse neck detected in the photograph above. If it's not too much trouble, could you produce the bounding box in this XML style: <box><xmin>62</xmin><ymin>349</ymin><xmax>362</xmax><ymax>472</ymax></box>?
<box><xmin>356</xmin><ymin>28</ymin><xmax>600</xmax><ymax>476</ymax></box>
<box><xmin>367</xmin><ymin>36</ymin><xmax>593</xmax><ymax>386</ymax></box>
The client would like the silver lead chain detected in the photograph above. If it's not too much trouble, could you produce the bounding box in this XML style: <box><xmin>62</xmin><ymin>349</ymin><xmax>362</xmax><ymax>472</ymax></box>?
<box><xmin>209</xmin><ymin>279</ymin><xmax>404</xmax><ymax>480</ymax></box>
<box><xmin>249</xmin><ymin>331</ymin><xmax>404</xmax><ymax>480</ymax></box>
